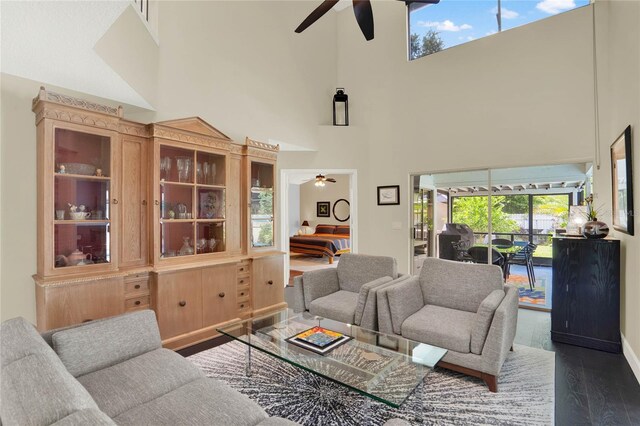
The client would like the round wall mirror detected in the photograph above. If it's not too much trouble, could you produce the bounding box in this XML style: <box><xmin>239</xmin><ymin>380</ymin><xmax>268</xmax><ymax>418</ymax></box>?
<box><xmin>332</xmin><ymin>199</ymin><xmax>350</xmax><ymax>222</ymax></box>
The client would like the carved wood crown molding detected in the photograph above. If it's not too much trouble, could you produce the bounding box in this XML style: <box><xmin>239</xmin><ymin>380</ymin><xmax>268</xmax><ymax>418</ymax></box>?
<box><xmin>152</xmin><ymin>125</ymin><xmax>231</xmax><ymax>150</ymax></box>
<box><xmin>246</xmin><ymin>147</ymin><xmax>278</xmax><ymax>160</ymax></box>
<box><xmin>119</xmin><ymin>122</ymin><xmax>150</xmax><ymax>137</ymax></box>
<box><xmin>246</xmin><ymin>137</ymin><xmax>280</xmax><ymax>153</ymax></box>
<box><xmin>32</xmin><ymin>87</ymin><xmax>123</xmax><ymax>117</ymax></box>
<box><xmin>34</xmin><ymin>108</ymin><xmax>120</xmax><ymax>131</ymax></box>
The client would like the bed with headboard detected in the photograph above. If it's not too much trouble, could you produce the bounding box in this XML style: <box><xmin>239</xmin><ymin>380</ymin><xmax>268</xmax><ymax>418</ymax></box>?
<box><xmin>289</xmin><ymin>224</ymin><xmax>351</xmax><ymax>264</ymax></box>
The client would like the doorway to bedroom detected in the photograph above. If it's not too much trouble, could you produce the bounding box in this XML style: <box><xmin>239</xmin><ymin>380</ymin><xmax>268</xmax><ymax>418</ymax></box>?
<box><xmin>280</xmin><ymin>169</ymin><xmax>358</xmax><ymax>285</ymax></box>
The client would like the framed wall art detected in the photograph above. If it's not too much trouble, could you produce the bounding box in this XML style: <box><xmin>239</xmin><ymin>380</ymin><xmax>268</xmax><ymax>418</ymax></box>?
<box><xmin>377</xmin><ymin>185</ymin><xmax>400</xmax><ymax>206</ymax></box>
<box><xmin>611</xmin><ymin>125</ymin><xmax>634</xmax><ymax>235</ymax></box>
<box><xmin>317</xmin><ymin>201</ymin><xmax>330</xmax><ymax>218</ymax></box>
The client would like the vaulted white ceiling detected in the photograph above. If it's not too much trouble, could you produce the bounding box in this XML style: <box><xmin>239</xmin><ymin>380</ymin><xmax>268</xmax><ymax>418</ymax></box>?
<box><xmin>1</xmin><ymin>1</ymin><xmax>153</xmax><ymax>109</ymax></box>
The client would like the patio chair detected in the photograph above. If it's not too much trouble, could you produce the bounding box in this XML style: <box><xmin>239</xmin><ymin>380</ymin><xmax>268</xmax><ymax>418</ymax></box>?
<box><xmin>508</xmin><ymin>243</ymin><xmax>536</xmax><ymax>290</ymax></box>
<box><xmin>452</xmin><ymin>240</ymin><xmax>475</xmax><ymax>262</ymax></box>
<box><xmin>467</xmin><ymin>246</ymin><xmax>505</xmax><ymax>269</ymax></box>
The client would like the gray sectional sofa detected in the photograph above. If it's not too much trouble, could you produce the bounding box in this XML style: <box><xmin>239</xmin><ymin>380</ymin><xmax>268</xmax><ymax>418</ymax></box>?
<box><xmin>0</xmin><ymin>310</ymin><xmax>297</xmax><ymax>426</ymax></box>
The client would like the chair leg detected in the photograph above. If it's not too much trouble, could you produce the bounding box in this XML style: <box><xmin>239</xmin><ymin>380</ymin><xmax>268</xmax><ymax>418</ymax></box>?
<box><xmin>525</xmin><ymin>262</ymin><xmax>533</xmax><ymax>291</ymax></box>
<box><xmin>482</xmin><ymin>374</ymin><xmax>498</xmax><ymax>392</ymax></box>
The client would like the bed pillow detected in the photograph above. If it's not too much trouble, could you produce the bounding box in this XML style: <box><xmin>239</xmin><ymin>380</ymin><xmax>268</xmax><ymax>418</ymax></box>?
<box><xmin>335</xmin><ymin>225</ymin><xmax>350</xmax><ymax>235</ymax></box>
<box><xmin>315</xmin><ymin>224</ymin><xmax>336</xmax><ymax>234</ymax></box>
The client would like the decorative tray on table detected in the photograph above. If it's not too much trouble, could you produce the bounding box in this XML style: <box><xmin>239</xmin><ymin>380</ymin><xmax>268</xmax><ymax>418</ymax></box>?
<box><xmin>286</xmin><ymin>326</ymin><xmax>352</xmax><ymax>355</ymax></box>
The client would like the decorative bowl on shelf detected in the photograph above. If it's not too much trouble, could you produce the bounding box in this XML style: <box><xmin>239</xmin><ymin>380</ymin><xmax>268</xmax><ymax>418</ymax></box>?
<box><xmin>69</xmin><ymin>211</ymin><xmax>91</xmax><ymax>220</ymax></box>
<box><xmin>60</xmin><ymin>163</ymin><xmax>96</xmax><ymax>176</ymax></box>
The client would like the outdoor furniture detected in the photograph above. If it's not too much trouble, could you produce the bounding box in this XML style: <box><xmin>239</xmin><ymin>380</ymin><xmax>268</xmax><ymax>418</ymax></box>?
<box><xmin>491</xmin><ymin>238</ymin><xmax>513</xmax><ymax>248</ymax></box>
<box><xmin>508</xmin><ymin>243</ymin><xmax>537</xmax><ymax>290</ymax></box>
<box><xmin>377</xmin><ymin>258</ymin><xmax>519</xmax><ymax>392</ymax></box>
<box><xmin>291</xmin><ymin>253</ymin><xmax>402</xmax><ymax>330</ymax></box>
<box><xmin>467</xmin><ymin>246</ymin><xmax>505</xmax><ymax>269</ymax></box>
<box><xmin>452</xmin><ymin>240</ymin><xmax>475</xmax><ymax>262</ymax></box>
<box><xmin>438</xmin><ymin>223</ymin><xmax>475</xmax><ymax>261</ymax></box>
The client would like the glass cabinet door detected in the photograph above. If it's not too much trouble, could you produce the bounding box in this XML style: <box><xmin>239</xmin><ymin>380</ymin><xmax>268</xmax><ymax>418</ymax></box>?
<box><xmin>53</xmin><ymin>128</ymin><xmax>112</xmax><ymax>268</ymax></box>
<box><xmin>250</xmin><ymin>161</ymin><xmax>274</xmax><ymax>248</ymax></box>
<box><xmin>158</xmin><ymin>145</ymin><xmax>227</xmax><ymax>259</ymax></box>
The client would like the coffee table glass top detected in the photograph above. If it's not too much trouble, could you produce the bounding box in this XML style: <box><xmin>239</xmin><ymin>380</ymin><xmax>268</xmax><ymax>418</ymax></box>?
<box><xmin>217</xmin><ymin>310</ymin><xmax>447</xmax><ymax>407</ymax></box>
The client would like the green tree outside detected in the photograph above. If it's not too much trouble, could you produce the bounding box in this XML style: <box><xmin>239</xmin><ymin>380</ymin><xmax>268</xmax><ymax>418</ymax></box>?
<box><xmin>409</xmin><ymin>30</ymin><xmax>445</xmax><ymax>60</ymax></box>
<box><xmin>452</xmin><ymin>196</ymin><xmax>519</xmax><ymax>233</ymax></box>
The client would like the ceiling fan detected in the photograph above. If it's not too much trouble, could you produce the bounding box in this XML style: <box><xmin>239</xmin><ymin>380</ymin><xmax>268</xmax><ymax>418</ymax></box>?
<box><xmin>315</xmin><ymin>174</ymin><xmax>336</xmax><ymax>187</ymax></box>
<box><xmin>295</xmin><ymin>0</ymin><xmax>441</xmax><ymax>41</ymax></box>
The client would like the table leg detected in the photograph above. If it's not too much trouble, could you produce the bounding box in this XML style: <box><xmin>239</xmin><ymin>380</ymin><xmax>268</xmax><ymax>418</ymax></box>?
<box><xmin>246</xmin><ymin>345</ymin><xmax>252</xmax><ymax>377</ymax></box>
<box><xmin>414</xmin><ymin>382</ymin><xmax>424</xmax><ymax>424</ymax></box>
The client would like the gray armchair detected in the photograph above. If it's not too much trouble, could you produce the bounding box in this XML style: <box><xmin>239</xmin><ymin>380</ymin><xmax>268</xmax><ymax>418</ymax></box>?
<box><xmin>377</xmin><ymin>257</ymin><xmax>518</xmax><ymax>392</ymax></box>
<box><xmin>292</xmin><ymin>254</ymin><xmax>403</xmax><ymax>330</ymax></box>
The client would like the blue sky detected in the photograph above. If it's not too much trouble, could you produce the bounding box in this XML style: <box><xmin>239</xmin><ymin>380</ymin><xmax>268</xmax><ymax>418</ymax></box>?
<box><xmin>409</xmin><ymin>0</ymin><xmax>590</xmax><ymax>51</ymax></box>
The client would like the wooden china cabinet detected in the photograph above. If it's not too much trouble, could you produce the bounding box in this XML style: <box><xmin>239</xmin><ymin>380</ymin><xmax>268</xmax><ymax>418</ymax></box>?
<box><xmin>32</xmin><ymin>88</ymin><xmax>286</xmax><ymax>349</ymax></box>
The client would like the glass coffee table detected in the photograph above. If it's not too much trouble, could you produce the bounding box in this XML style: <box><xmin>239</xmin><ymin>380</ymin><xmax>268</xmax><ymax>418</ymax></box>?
<box><xmin>217</xmin><ymin>310</ymin><xmax>447</xmax><ymax>414</ymax></box>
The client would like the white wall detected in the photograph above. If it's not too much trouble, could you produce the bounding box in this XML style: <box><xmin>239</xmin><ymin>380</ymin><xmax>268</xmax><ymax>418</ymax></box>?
<box><xmin>592</xmin><ymin>0</ymin><xmax>640</xmax><ymax>375</ymax></box>
<box><xmin>288</xmin><ymin>183</ymin><xmax>301</xmax><ymax>236</ymax></box>
<box><xmin>299</xmin><ymin>174</ymin><xmax>350</xmax><ymax>227</ymax></box>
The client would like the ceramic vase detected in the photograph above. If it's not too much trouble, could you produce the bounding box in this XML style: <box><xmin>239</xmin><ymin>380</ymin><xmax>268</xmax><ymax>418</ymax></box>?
<box><xmin>582</xmin><ymin>220</ymin><xmax>609</xmax><ymax>239</ymax></box>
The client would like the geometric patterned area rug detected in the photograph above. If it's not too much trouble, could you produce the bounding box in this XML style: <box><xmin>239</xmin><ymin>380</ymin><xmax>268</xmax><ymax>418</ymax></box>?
<box><xmin>188</xmin><ymin>341</ymin><xmax>554</xmax><ymax>425</ymax></box>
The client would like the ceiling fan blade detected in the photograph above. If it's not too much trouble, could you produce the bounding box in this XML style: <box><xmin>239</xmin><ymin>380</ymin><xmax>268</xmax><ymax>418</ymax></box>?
<box><xmin>326</xmin><ymin>178</ymin><xmax>337</xmax><ymax>183</ymax></box>
<box><xmin>295</xmin><ymin>0</ymin><xmax>340</xmax><ymax>33</ymax></box>
<box><xmin>352</xmin><ymin>0</ymin><xmax>374</xmax><ymax>41</ymax></box>
<box><xmin>397</xmin><ymin>0</ymin><xmax>440</xmax><ymax>4</ymax></box>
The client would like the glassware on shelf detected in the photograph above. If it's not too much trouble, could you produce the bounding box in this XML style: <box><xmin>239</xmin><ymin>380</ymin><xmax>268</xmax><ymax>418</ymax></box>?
<box><xmin>196</xmin><ymin>238</ymin><xmax>207</xmax><ymax>253</ymax></box>
<box><xmin>196</xmin><ymin>162</ymin><xmax>203</xmax><ymax>183</ymax></box>
<box><xmin>160</xmin><ymin>156</ymin><xmax>172</xmax><ymax>180</ymax></box>
<box><xmin>179</xmin><ymin>236</ymin><xmax>194</xmax><ymax>256</ymax></box>
<box><xmin>208</xmin><ymin>238</ymin><xmax>217</xmax><ymax>252</ymax></box>
<box><xmin>202</xmin><ymin>162</ymin><xmax>210</xmax><ymax>184</ymax></box>
<box><xmin>176</xmin><ymin>156</ymin><xmax>192</xmax><ymax>183</ymax></box>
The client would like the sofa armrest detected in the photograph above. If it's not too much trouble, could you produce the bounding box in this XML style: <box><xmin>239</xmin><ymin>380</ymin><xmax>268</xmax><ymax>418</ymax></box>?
<box><xmin>385</xmin><ymin>276</ymin><xmax>424</xmax><ymax>335</ymax></box>
<box><xmin>353</xmin><ymin>276</ymin><xmax>393</xmax><ymax>327</ymax></box>
<box><xmin>301</xmin><ymin>268</ymin><xmax>340</xmax><ymax>309</ymax></box>
<box><xmin>470</xmin><ymin>289</ymin><xmax>505</xmax><ymax>355</ymax></box>
<box><xmin>480</xmin><ymin>285</ymin><xmax>519</xmax><ymax>375</ymax></box>
<box><xmin>291</xmin><ymin>275</ymin><xmax>306</xmax><ymax>313</ymax></box>
<box><xmin>358</xmin><ymin>276</ymin><xmax>410</xmax><ymax>330</ymax></box>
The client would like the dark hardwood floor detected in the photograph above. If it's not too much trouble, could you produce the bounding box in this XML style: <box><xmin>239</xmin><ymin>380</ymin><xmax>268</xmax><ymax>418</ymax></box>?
<box><xmin>515</xmin><ymin>309</ymin><xmax>640</xmax><ymax>425</ymax></box>
<box><xmin>179</xmin><ymin>309</ymin><xmax>640</xmax><ymax>425</ymax></box>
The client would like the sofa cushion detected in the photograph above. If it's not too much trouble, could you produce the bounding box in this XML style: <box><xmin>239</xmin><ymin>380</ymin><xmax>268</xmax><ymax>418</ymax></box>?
<box><xmin>52</xmin><ymin>310</ymin><xmax>162</xmax><ymax>377</ymax></box>
<box><xmin>52</xmin><ymin>409</ymin><xmax>115</xmax><ymax>425</ymax></box>
<box><xmin>470</xmin><ymin>289</ymin><xmax>505</xmax><ymax>355</ymax></box>
<box><xmin>1</xmin><ymin>353</ymin><xmax>100</xmax><ymax>426</ymax></box>
<box><xmin>113</xmin><ymin>378</ymin><xmax>268</xmax><ymax>426</ymax></box>
<box><xmin>0</xmin><ymin>317</ymin><xmax>54</xmax><ymax>367</ymax></box>
<box><xmin>419</xmin><ymin>258</ymin><xmax>503</xmax><ymax>313</ymax></box>
<box><xmin>309</xmin><ymin>290</ymin><xmax>359</xmax><ymax>324</ymax></box>
<box><xmin>401</xmin><ymin>305</ymin><xmax>476</xmax><ymax>353</ymax></box>
<box><xmin>77</xmin><ymin>348</ymin><xmax>204</xmax><ymax>418</ymax></box>
<box><xmin>337</xmin><ymin>254</ymin><xmax>398</xmax><ymax>293</ymax></box>
<box><xmin>354</xmin><ymin>276</ymin><xmax>393</xmax><ymax>326</ymax></box>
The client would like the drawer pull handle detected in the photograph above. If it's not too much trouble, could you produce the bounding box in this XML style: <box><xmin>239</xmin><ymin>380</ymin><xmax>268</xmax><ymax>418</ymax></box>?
<box><xmin>240</xmin><ymin>304</ymin><xmax>245</xmax><ymax>308</ymax></box>
<box><xmin>134</xmin><ymin>284</ymin><xmax>141</xmax><ymax>289</ymax></box>
<box><xmin>239</xmin><ymin>279</ymin><xmax>244</xmax><ymax>284</ymax></box>
<box><xmin>219</xmin><ymin>292</ymin><xmax>225</xmax><ymax>298</ymax></box>
<box><xmin>240</xmin><ymin>292</ymin><xmax>245</xmax><ymax>296</ymax></box>
<box><xmin>239</xmin><ymin>267</ymin><xmax>244</xmax><ymax>271</ymax></box>
<box><xmin>268</xmin><ymin>280</ymin><xmax>273</xmax><ymax>285</ymax></box>
<box><xmin>113</xmin><ymin>198</ymin><xmax>119</xmax><ymax>204</ymax></box>
<box><xmin>179</xmin><ymin>301</ymin><xmax>186</xmax><ymax>307</ymax></box>
<box><xmin>135</xmin><ymin>300</ymin><xmax>141</xmax><ymax>306</ymax></box>
<box><xmin>155</xmin><ymin>200</ymin><xmax>160</xmax><ymax>206</ymax></box>
<box><xmin>142</xmin><ymin>200</ymin><xmax>147</xmax><ymax>206</ymax></box>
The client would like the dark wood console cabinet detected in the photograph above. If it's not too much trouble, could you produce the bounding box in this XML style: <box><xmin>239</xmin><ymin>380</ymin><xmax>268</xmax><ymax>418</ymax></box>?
<box><xmin>551</xmin><ymin>237</ymin><xmax>621</xmax><ymax>353</ymax></box>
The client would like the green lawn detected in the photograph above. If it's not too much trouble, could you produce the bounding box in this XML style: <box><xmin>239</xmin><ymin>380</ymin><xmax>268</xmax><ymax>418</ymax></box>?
<box><xmin>533</xmin><ymin>245</ymin><xmax>552</xmax><ymax>258</ymax></box>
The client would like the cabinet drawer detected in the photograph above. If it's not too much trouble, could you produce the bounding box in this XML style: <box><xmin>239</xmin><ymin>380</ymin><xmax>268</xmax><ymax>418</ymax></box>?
<box><xmin>125</xmin><ymin>295</ymin><xmax>150</xmax><ymax>310</ymax></box>
<box><xmin>237</xmin><ymin>262</ymin><xmax>250</xmax><ymax>276</ymax></box>
<box><xmin>238</xmin><ymin>301</ymin><xmax>250</xmax><ymax>312</ymax></box>
<box><xmin>237</xmin><ymin>276</ymin><xmax>250</xmax><ymax>286</ymax></box>
<box><xmin>237</xmin><ymin>285</ymin><xmax>250</xmax><ymax>300</ymax></box>
<box><xmin>125</xmin><ymin>279</ymin><xmax>149</xmax><ymax>295</ymax></box>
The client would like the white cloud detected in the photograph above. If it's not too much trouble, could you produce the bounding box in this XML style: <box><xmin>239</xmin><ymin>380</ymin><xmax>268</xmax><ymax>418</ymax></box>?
<box><xmin>486</xmin><ymin>30</ymin><xmax>497</xmax><ymax>36</ymax></box>
<box><xmin>467</xmin><ymin>36</ymin><xmax>475</xmax><ymax>41</ymax></box>
<box><xmin>536</xmin><ymin>0</ymin><xmax>576</xmax><ymax>15</ymax></box>
<box><xmin>492</xmin><ymin>7</ymin><xmax>519</xmax><ymax>19</ymax></box>
<box><xmin>418</xmin><ymin>20</ymin><xmax>473</xmax><ymax>32</ymax></box>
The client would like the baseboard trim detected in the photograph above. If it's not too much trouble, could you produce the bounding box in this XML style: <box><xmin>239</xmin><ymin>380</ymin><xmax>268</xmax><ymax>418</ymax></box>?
<box><xmin>621</xmin><ymin>333</ymin><xmax>640</xmax><ymax>385</ymax></box>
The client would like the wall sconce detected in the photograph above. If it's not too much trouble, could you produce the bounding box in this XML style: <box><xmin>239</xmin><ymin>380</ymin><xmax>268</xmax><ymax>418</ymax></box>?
<box><xmin>333</xmin><ymin>88</ymin><xmax>349</xmax><ymax>126</ymax></box>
